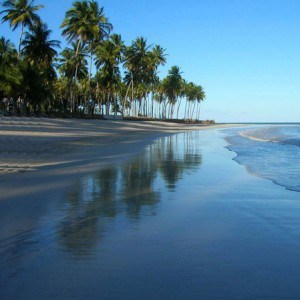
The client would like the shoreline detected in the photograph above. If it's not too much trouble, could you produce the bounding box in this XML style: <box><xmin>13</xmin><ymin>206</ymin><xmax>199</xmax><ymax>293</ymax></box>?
<box><xmin>0</xmin><ymin>117</ymin><xmax>240</xmax><ymax>188</ymax></box>
<box><xmin>0</xmin><ymin>118</ymin><xmax>241</xmax><ymax>240</ymax></box>
<box><xmin>2</xmin><ymin>120</ymin><xmax>300</xmax><ymax>299</ymax></box>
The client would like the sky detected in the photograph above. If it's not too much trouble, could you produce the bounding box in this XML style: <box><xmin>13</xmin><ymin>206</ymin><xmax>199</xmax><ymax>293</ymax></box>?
<box><xmin>1</xmin><ymin>0</ymin><xmax>300</xmax><ymax>122</ymax></box>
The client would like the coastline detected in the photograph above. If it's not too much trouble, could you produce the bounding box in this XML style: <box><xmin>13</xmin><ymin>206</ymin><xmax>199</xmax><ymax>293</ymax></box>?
<box><xmin>2</xmin><ymin>119</ymin><xmax>300</xmax><ymax>299</ymax></box>
<box><xmin>0</xmin><ymin>118</ymin><xmax>240</xmax><ymax>240</ymax></box>
<box><xmin>0</xmin><ymin>117</ymin><xmax>239</xmax><ymax>200</ymax></box>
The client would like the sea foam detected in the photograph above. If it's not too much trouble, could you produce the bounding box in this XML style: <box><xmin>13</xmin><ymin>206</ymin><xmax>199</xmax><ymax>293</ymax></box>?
<box><xmin>225</xmin><ymin>125</ymin><xmax>300</xmax><ymax>192</ymax></box>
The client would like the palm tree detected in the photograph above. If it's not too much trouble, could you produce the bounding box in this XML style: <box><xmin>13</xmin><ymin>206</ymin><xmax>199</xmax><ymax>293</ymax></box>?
<box><xmin>61</xmin><ymin>0</ymin><xmax>90</xmax><ymax>82</ymax></box>
<box><xmin>153</xmin><ymin>78</ymin><xmax>165</xmax><ymax>118</ymax></box>
<box><xmin>163</xmin><ymin>66</ymin><xmax>183</xmax><ymax>119</ymax></box>
<box><xmin>57</xmin><ymin>43</ymin><xmax>88</xmax><ymax>112</ymax></box>
<box><xmin>53</xmin><ymin>77</ymin><xmax>69</xmax><ymax>112</ymax></box>
<box><xmin>0</xmin><ymin>36</ymin><xmax>18</xmax><ymax>65</ymax></box>
<box><xmin>176</xmin><ymin>79</ymin><xmax>187</xmax><ymax>119</ymax></box>
<box><xmin>20</xmin><ymin>23</ymin><xmax>60</xmax><ymax>111</ymax></box>
<box><xmin>87</xmin><ymin>1</ymin><xmax>112</xmax><ymax>83</ymax></box>
<box><xmin>195</xmin><ymin>85</ymin><xmax>205</xmax><ymax>120</ymax></box>
<box><xmin>61</xmin><ymin>0</ymin><xmax>112</xmax><ymax>84</ymax></box>
<box><xmin>146</xmin><ymin>45</ymin><xmax>166</xmax><ymax>117</ymax></box>
<box><xmin>0</xmin><ymin>36</ymin><xmax>20</xmax><ymax>99</ymax></box>
<box><xmin>183</xmin><ymin>82</ymin><xmax>205</xmax><ymax>120</ymax></box>
<box><xmin>95</xmin><ymin>34</ymin><xmax>124</xmax><ymax>115</ymax></box>
<box><xmin>95</xmin><ymin>34</ymin><xmax>124</xmax><ymax>72</ymax></box>
<box><xmin>17</xmin><ymin>60</ymin><xmax>53</xmax><ymax>113</ymax></box>
<box><xmin>1</xmin><ymin>0</ymin><xmax>44</xmax><ymax>57</ymax></box>
<box><xmin>60</xmin><ymin>1</ymin><xmax>90</xmax><ymax>47</ymax></box>
<box><xmin>57</xmin><ymin>43</ymin><xmax>88</xmax><ymax>80</ymax></box>
<box><xmin>21</xmin><ymin>23</ymin><xmax>60</xmax><ymax>68</ymax></box>
<box><xmin>124</xmin><ymin>37</ymin><xmax>151</xmax><ymax>116</ymax></box>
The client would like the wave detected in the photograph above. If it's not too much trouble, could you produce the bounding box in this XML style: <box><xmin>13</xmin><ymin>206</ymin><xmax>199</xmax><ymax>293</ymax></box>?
<box><xmin>238</xmin><ymin>126</ymin><xmax>300</xmax><ymax>148</ymax></box>
<box><xmin>239</xmin><ymin>130</ymin><xmax>279</xmax><ymax>143</ymax></box>
<box><xmin>224</xmin><ymin>125</ymin><xmax>300</xmax><ymax>193</ymax></box>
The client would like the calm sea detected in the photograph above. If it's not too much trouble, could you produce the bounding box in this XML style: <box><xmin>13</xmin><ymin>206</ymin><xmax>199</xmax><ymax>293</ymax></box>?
<box><xmin>225</xmin><ymin>125</ymin><xmax>300</xmax><ymax>192</ymax></box>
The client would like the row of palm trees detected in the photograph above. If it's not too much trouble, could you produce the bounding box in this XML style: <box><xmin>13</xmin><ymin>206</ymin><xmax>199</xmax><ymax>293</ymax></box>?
<box><xmin>0</xmin><ymin>0</ymin><xmax>206</xmax><ymax>120</ymax></box>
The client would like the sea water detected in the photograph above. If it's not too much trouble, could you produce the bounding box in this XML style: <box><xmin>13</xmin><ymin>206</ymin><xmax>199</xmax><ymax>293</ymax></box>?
<box><xmin>225</xmin><ymin>125</ymin><xmax>300</xmax><ymax>192</ymax></box>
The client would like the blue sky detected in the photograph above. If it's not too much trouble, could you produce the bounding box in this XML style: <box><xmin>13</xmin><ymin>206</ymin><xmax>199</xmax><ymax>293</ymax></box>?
<box><xmin>1</xmin><ymin>0</ymin><xmax>300</xmax><ymax>122</ymax></box>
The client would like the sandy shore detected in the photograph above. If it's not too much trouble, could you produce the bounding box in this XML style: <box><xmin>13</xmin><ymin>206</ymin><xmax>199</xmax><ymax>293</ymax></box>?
<box><xmin>0</xmin><ymin>117</ymin><xmax>236</xmax><ymax>201</ymax></box>
<box><xmin>2</xmin><ymin>120</ymin><xmax>300</xmax><ymax>299</ymax></box>
<box><xmin>0</xmin><ymin>117</ymin><xmax>237</xmax><ymax>241</ymax></box>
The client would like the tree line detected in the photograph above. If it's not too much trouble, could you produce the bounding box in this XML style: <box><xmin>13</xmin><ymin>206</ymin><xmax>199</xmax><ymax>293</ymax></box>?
<box><xmin>0</xmin><ymin>0</ymin><xmax>206</xmax><ymax>121</ymax></box>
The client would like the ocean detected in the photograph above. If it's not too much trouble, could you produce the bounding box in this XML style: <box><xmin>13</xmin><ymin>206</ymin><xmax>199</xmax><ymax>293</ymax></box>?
<box><xmin>224</xmin><ymin>125</ymin><xmax>300</xmax><ymax>192</ymax></box>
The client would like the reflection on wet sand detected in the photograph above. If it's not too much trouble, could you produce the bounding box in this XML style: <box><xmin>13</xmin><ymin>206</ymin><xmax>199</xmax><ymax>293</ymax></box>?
<box><xmin>57</xmin><ymin>132</ymin><xmax>202</xmax><ymax>256</ymax></box>
<box><xmin>3</xmin><ymin>130</ymin><xmax>300</xmax><ymax>299</ymax></box>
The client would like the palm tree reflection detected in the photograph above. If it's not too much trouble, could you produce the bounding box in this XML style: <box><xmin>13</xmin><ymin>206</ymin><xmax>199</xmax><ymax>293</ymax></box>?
<box><xmin>57</xmin><ymin>132</ymin><xmax>202</xmax><ymax>256</ymax></box>
<box><xmin>121</xmin><ymin>154</ymin><xmax>159</xmax><ymax>219</ymax></box>
<box><xmin>157</xmin><ymin>133</ymin><xmax>202</xmax><ymax>190</ymax></box>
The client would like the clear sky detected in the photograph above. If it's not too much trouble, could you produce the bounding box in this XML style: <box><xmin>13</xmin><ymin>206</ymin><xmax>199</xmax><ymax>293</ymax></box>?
<box><xmin>1</xmin><ymin>0</ymin><xmax>300</xmax><ymax>122</ymax></box>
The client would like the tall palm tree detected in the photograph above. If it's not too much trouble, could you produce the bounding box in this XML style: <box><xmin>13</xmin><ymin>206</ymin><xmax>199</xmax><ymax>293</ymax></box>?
<box><xmin>61</xmin><ymin>0</ymin><xmax>90</xmax><ymax>82</ymax></box>
<box><xmin>146</xmin><ymin>45</ymin><xmax>166</xmax><ymax>117</ymax></box>
<box><xmin>195</xmin><ymin>85</ymin><xmax>205</xmax><ymax>120</ymax></box>
<box><xmin>57</xmin><ymin>43</ymin><xmax>88</xmax><ymax>112</ymax></box>
<box><xmin>57</xmin><ymin>43</ymin><xmax>88</xmax><ymax>80</ymax></box>
<box><xmin>163</xmin><ymin>66</ymin><xmax>183</xmax><ymax>119</ymax></box>
<box><xmin>61</xmin><ymin>0</ymin><xmax>112</xmax><ymax>84</ymax></box>
<box><xmin>87</xmin><ymin>0</ymin><xmax>112</xmax><ymax>83</ymax></box>
<box><xmin>0</xmin><ymin>0</ymin><xmax>44</xmax><ymax>56</ymax></box>
<box><xmin>148</xmin><ymin>45</ymin><xmax>166</xmax><ymax>73</ymax></box>
<box><xmin>95</xmin><ymin>34</ymin><xmax>124</xmax><ymax>115</ymax></box>
<box><xmin>184</xmin><ymin>82</ymin><xmax>196</xmax><ymax>120</ymax></box>
<box><xmin>184</xmin><ymin>82</ymin><xmax>205</xmax><ymax>120</ymax></box>
<box><xmin>95</xmin><ymin>34</ymin><xmax>124</xmax><ymax>72</ymax></box>
<box><xmin>21</xmin><ymin>23</ymin><xmax>60</xmax><ymax>68</ymax></box>
<box><xmin>124</xmin><ymin>37</ymin><xmax>151</xmax><ymax>116</ymax></box>
<box><xmin>21</xmin><ymin>22</ymin><xmax>60</xmax><ymax>113</ymax></box>
<box><xmin>60</xmin><ymin>1</ymin><xmax>90</xmax><ymax>47</ymax></box>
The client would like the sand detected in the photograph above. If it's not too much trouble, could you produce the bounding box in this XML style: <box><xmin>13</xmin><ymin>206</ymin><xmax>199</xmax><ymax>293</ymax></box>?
<box><xmin>0</xmin><ymin>117</ymin><xmax>235</xmax><ymax>201</ymax></box>
<box><xmin>0</xmin><ymin>118</ymin><xmax>236</xmax><ymax>239</ymax></box>
<box><xmin>2</xmin><ymin>119</ymin><xmax>300</xmax><ymax>299</ymax></box>
<box><xmin>0</xmin><ymin>118</ymin><xmax>247</xmax><ymax>299</ymax></box>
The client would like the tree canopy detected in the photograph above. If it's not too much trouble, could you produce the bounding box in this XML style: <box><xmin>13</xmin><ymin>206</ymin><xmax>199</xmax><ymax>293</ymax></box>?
<box><xmin>1</xmin><ymin>0</ymin><xmax>206</xmax><ymax>121</ymax></box>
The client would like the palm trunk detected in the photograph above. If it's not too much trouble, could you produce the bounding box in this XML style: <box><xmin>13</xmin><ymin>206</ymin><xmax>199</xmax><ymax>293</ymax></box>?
<box><xmin>197</xmin><ymin>102</ymin><xmax>201</xmax><ymax>120</ymax></box>
<box><xmin>176</xmin><ymin>98</ymin><xmax>182</xmax><ymax>119</ymax></box>
<box><xmin>151</xmin><ymin>93</ymin><xmax>154</xmax><ymax>118</ymax></box>
<box><xmin>188</xmin><ymin>101</ymin><xmax>191</xmax><ymax>120</ymax></box>
<box><xmin>123</xmin><ymin>80</ymin><xmax>131</xmax><ymax>116</ymax></box>
<box><xmin>74</xmin><ymin>40</ymin><xmax>81</xmax><ymax>82</ymax></box>
<box><xmin>89</xmin><ymin>49</ymin><xmax>93</xmax><ymax>86</ymax></box>
<box><xmin>191</xmin><ymin>101</ymin><xmax>196</xmax><ymax>120</ymax></box>
<box><xmin>184</xmin><ymin>99</ymin><xmax>188</xmax><ymax>120</ymax></box>
<box><xmin>114</xmin><ymin>92</ymin><xmax>117</xmax><ymax>116</ymax></box>
<box><xmin>18</xmin><ymin>22</ymin><xmax>24</xmax><ymax>59</ymax></box>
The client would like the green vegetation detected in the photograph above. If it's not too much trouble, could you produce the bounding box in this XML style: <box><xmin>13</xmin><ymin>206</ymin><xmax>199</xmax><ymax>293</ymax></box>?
<box><xmin>1</xmin><ymin>0</ymin><xmax>206</xmax><ymax>121</ymax></box>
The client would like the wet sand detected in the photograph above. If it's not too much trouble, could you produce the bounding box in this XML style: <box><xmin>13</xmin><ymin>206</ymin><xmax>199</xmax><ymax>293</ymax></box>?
<box><xmin>2</xmin><ymin>119</ymin><xmax>300</xmax><ymax>299</ymax></box>
<box><xmin>0</xmin><ymin>118</ymin><xmax>235</xmax><ymax>239</ymax></box>
<box><xmin>0</xmin><ymin>118</ymin><xmax>234</xmax><ymax>198</ymax></box>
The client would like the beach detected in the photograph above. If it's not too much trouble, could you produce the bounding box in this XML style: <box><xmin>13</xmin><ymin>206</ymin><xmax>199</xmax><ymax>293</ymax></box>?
<box><xmin>0</xmin><ymin>118</ymin><xmax>232</xmax><ymax>239</ymax></box>
<box><xmin>1</xmin><ymin>119</ymin><xmax>300</xmax><ymax>299</ymax></box>
<box><xmin>0</xmin><ymin>118</ymin><xmax>231</xmax><ymax>200</ymax></box>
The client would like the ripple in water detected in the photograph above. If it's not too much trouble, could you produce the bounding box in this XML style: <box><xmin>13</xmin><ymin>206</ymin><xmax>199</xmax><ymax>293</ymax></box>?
<box><xmin>225</xmin><ymin>125</ymin><xmax>300</xmax><ymax>192</ymax></box>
